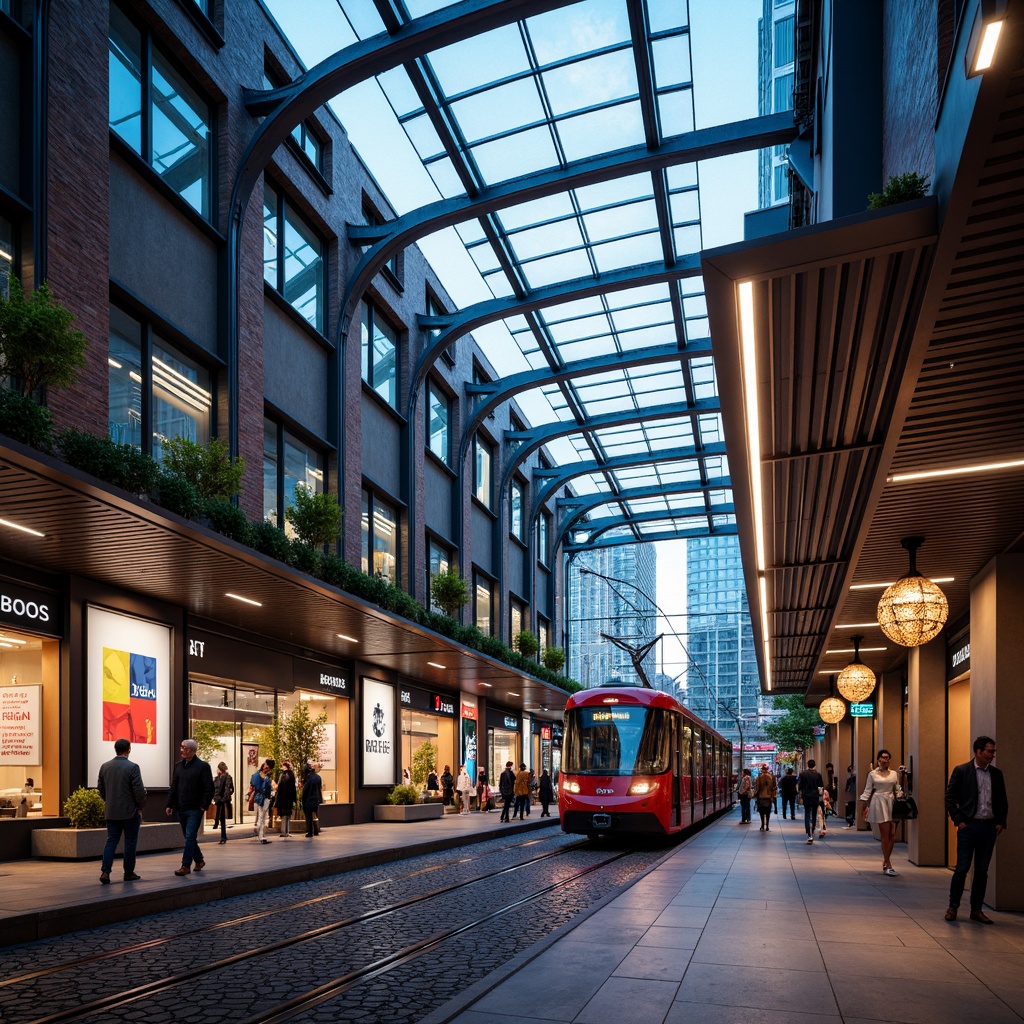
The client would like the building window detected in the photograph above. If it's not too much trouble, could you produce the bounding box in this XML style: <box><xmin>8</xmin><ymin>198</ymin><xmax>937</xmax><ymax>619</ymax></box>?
<box><xmin>0</xmin><ymin>215</ymin><xmax>12</xmax><ymax>299</ymax></box>
<box><xmin>772</xmin><ymin>72</ymin><xmax>794</xmax><ymax>112</ymax></box>
<box><xmin>427</xmin><ymin>293</ymin><xmax>456</xmax><ymax>366</ymax></box>
<box><xmin>108</xmin><ymin>4</ymin><xmax>212</xmax><ymax>218</ymax></box>
<box><xmin>426</xmin><ymin>537</ymin><xmax>451</xmax><ymax>612</ymax></box>
<box><xmin>538</xmin><ymin>617</ymin><xmax>550</xmax><ymax>656</ymax></box>
<box><xmin>773</xmin><ymin>16</ymin><xmax>794</xmax><ymax>66</ymax></box>
<box><xmin>773</xmin><ymin>163</ymin><xmax>789</xmax><ymax>204</ymax></box>
<box><xmin>474</xmin><ymin>572</ymin><xmax>493</xmax><ymax>635</ymax></box>
<box><xmin>537</xmin><ymin>511</ymin><xmax>550</xmax><ymax>566</ymax></box>
<box><xmin>474</xmin><ymin>435</ymin><xmax>493</xmax><ymax>508</ymax></box>
<box><xmin>263</xmin><ymin>182</ymin><xmax>325</xmax><ymax>332</ymax></box>
<box><xmin>363</xmin><ymin>204</ymin><xmax>401</xmax><ymax>282</ymax></box>
<box><xmin>510</xmin><ymin>479</ymin><xmax>524</xmax><ymax>541</ymax></box>
<box><xmin>510</xmin><ymin>597</ymin><xmax>526</xmax><ymax>649</ymax></box>
<box><xmin>263</xmin><ymin>417</ymin><xmax>325</xmax><ymax>534</ymax></box>
<box><xmin>263</xmin><ymin>71</ymin><xmax>324</xmax><ymax>174</ymax></box>
<box><xmin>108</xmin><ymin>305</ymin><xmax>212</xmax><ymax>461</ymax></box>
<box><xmin>427</xmin><ymin>380</ymin><xmax>450</xmax><ymax>465</ymax></box>
<box><xmin>362</xmin><ymin>488</ymin><xmax>398</xmax><ymax>583</ymax></box>
<box><xmin>361</xmin><ymin>300</ymin><xmax>398</xmax><ymax>409</ymax></box>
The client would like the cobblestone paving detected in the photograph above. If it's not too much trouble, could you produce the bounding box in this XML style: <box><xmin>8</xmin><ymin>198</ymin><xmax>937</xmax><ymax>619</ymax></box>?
<box><xmin>0</xmin><ymin>834</ymin><xmax>669</xmax><ymax>1024</ymax></box>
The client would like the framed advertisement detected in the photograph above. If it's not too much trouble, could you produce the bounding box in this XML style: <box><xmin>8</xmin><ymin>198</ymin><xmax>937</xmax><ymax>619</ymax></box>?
<box><xmin>362</xmin><ymin>677</ymin><xmax>395</xmax><ymax>786</ymax></box>
<box><xmin>241</xmin><ymin>742</ymin><xmax>260</xmax><ymax>779</ymax></box>
<box><xmin>87</xmin><ymin>606</ymin><xmax>171</xmax><ymax>786</ymax></box>
<box><xmin>0</xmin><ymin>684</ymin><xmax>41</xmax><ymax>765</ymax></box>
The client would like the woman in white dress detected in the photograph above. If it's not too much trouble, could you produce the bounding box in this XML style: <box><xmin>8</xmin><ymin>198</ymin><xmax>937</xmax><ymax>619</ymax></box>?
<box><xmin>861</xmin><ymin>748</ymin><xmax>900</xmax><ymax>875</ymax></box>
<box><xmin>456</xmin><ymin>765</ymin><xmax>474</xmax><ymax>814</ymax></box>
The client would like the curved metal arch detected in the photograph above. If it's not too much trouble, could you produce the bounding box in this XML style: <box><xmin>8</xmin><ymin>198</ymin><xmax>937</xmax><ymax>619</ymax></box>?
<box><xmin>531</xmin><ymin>441</ymin><xmax>728</xmax><ymax>515</ymax></box>
<box><xmin>341</xmin><ymin>111</ymin><xmax>797</xmax><ymax>337</ymax></box>
<box><xmin>500</xmin><ymin>398</ymin><xmax>720</xmax><ymax>499</ymax></box>
<box><xmin>565</xmin><ymin>523</ymin><xmax>739</xmax><ymax>553</ymax></box>
<box><xmin>553</xmin><ymin>477</ymin><xmax>732</xmax><ymax>550</ymax></box>
<box><xmin>572</xmin><ymin>502</ymin><xmax>736</xmax><ymax>542</ymax></box>
<box><xmin>408</xmin><ymin>256</ymin><xmax>705</xmax><ymax>419</ymax></box>
<box><xmin>457</xmin><ymin>341</ymin><xmax>712</xmax><ymax>473</ymax></box>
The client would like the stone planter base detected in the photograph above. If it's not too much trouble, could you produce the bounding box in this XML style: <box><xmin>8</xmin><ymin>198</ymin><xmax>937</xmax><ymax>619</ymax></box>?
<box><xmin>373</xmin><ymin>803</ymin><xmax>444</xmax><ymax>822</ymax></box>
<box><xmin>31</xmin><ymin>822</ymin><xmax>186</xmax><ymax>859</ymax></box>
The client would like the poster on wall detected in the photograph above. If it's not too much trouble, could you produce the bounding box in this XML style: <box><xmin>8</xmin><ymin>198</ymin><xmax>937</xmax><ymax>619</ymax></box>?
<box><xmin>316</xmin><ymin>723</ymin><xmax>336</xmax><ymax>773</ymax></box>
<box><xmin>241</xmin><ymin>743</ymin><xmax>260</xmax><ymax>781</ymax></box>
<box><xmin>362</xmin><ymin>677</ymin><xmax>395</xmax><ymax>786</ymax></box>
<box><xmin>87</xmin><ymin>606</ymin><xmax>171</xmax><ymax>786</ymax></box>
<box><xmin>0</xmin><ymin>684</ymin><xmax>41</xmax><ymax>765</ymax></box>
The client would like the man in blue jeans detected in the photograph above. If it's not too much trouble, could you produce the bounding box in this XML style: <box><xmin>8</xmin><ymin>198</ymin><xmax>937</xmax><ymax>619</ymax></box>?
<box><xmin>166</xmin><ymin>738</ymin><xmax>215</xmax><ymax>876</ymax></box>
<box><xmin>97</xmin><ymin>737</ymin><xmax>147</xmax><ymax>884</ymax></box>
<box><xmin>797</xmin><ymin>759</ymin><xmax>824</xmax><ymax>844</ymax></box>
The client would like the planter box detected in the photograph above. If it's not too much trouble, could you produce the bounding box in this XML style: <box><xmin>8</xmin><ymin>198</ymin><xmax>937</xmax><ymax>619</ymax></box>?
<box><xmin>31</xmin><ymin>821</ymin><xmax>186</xmax><ymax>859</ymax></box>
<box><xmin>373</xmin><ymin>803</ymin><xmax>444</xmax><ymax>822</ymax></box>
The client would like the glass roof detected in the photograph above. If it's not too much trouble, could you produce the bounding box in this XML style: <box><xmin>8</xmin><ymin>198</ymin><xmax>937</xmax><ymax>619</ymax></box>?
<box><xmin>262</xmin><ymin>0</ymin><xmax>764</xmax><ymax>552</ymax></box>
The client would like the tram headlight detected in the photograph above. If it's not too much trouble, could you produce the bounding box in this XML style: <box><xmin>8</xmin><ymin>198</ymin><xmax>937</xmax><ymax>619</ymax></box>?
<box><xmin>563</xmin><ymin>780</ymin><xmax>581</xmax><ymax>794</ymax></box>
<box><xmin>628</xmin><ymin>781</ymin><xmax>652</xmax><ymax>795</ymax></box>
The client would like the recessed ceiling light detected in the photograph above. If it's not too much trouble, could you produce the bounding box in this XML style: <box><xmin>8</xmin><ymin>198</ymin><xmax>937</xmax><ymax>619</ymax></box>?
<box><xmin>850</xmin><ymin>578</ymin><xmax>953</xmax><ymax>590</ymax></box>
<box><xmin>835</xmin><ymin>622</ymin><xmax>880</xmax><ymax>629</ymax></box>
<box><xmin>336</xmin><ymin>633</ymin><xmax>358</xmax><ymax>643</ymax></box>
<box><xmin>0</xmin><ymin>518</ymin><xmax>45</xmax><ymax>538</ymax></box>
<box><xmin>0</xmin><ymin>642</ymin><xmax>15</xmax><ymax>648</ymax></box>
<box><xmin>826</xmin><ymin>647</ymin><xmax>887</xmax><ymax>654</ymax></box>
<box><xmin>0</xmin><ymin>636</ymin><xmax>27</xmax><ymax>645</ymax></box>
<box><xmin>427</xmin><ymin>661</ymin><xmax>446</xmax><ymax>669</ymax></box>
<box><xmin>226</xmin><ymin>592</ymin><xmax>262</xmax><ymax>607</ymax></box>
<box><xmin>889</xmin><ymin>457</ymin><xmax>1024</xmax><ymax>483</ymax></box>
<box><xmin>479</xmin><ymin>682</ymin><xmax>492</xmax><ymax>688</ymax></box>
<box><xmin>508</xmin><ymin>692</ymin><xmax>519</xmax><ymax>697</ymax></box>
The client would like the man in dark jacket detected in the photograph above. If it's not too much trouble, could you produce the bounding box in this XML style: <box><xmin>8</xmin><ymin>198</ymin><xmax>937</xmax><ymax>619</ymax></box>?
<box><xmin>779</xmin><ymin>768</ymin><xmax>797</xmax><ymax>819</ymax></box>
<box><xmin>165</xmin><ymin>738</ymin><xmax>214</xmax><ymax>876</ymax></box>
<box><xmin>944</xmin><ymin>736</ymin><xmax>1007</xmax><ymax>923</ymax></box>
<box><xmin>498</xmin><ymin>761</ymin><xmax>516</xmax><ymax>822</ymax></box>
<box><xmin>797</xmin><ymin>759</ymin><xmax>824</xmax><ymax>844</ymax></box>
<box><xmin>301</xmin><ymin>761</ymin><xmax>324</xmax><ymax>837</ymax></box>
<box><xmin>97</xmin><ymin>737</ymin><xmax>147</xmax><ymax>884</ymax></box>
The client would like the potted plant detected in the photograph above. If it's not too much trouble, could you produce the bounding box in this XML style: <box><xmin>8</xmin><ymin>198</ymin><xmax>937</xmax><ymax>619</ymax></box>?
<box><xmin>430</xmin><ymin>565</ymin><xmax>469</xmax><ymax>619</ymax></box>
<box><xmin>515</xmin><ymin>630</ymin><xmax>539</xmax><ymax>659</ymax></box>
<box><xmin>374</xmin><ymin>783</ymin><xmax>444</xmax><ymax>821</ymax></box>
<box><xmin>542</xmin><ymin>646</ymin><xmax>566</xmax><ymax>673</ymax></box>
<box><xmin>867</xmin><ymin>172</ymin><xmax>929</xmax><ymax>210</ymax></box>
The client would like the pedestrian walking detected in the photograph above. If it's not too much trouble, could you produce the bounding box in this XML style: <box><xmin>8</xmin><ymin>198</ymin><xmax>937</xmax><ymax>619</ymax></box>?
<box><xmin>737</xmin><ymin>767</ymin><xmax>753</xmax><ymax>823</ymax></box>
<box><xmin>944</xmin><ymin>735</ymin><xmax>1007</xmax><ymax>923</ymax></box>
<box><xmin>165</xmin><ymin>738</ymin><xmax>214</xmax><ymax>876</ymax></box>
<box><xmin>212</xmin><ymin>761</ymin><xmax>234</xmax><ymax>843</ymax></box>
<box><xmin>817</xmin><ymin>787</ymin><xmax>832</xmax><ymax>837</ymax></box>
<box><xmin>514</xmin><ymin>763</ymin><xmax>530</xmax><ymax>820</ymax></box>
<box><xmin>538</xmin><ymin>769</ymin><xmax>554</xmax><ymax>817</ymax></box>
<box><xmin>275</xmin><ymin>760</ymin><xmax>297</xmax><ymax>837</ymax></box>
<box><xmin>477</xmin><ymin>769</ymin><xmax>490</xmax><ymax>812</ymax></box>
<box><xmin>779</xmin><ymin>767</ymin><xmax>797</xmax><ymax>819</ymax></box>
<box><xmin>456</xmin><ymin>764</ymin><xmax>473</xmax><ymax>813</ymax></box>
<box><xmin>753</xmin><ymin>763</ymin><xmax>776</xmax><ymax>830</ymax></box>
<box><xmin>860</xmin><ymin>749</ymin><xmax>900</xmax><ymax>874</ymax></box>
<box><xmin>798</xmin><ymin>759</ymin><xmax>824</xmax><ymax>843</ymax></box>
<box><xmin>249</xmin><ymin>758</ymin><xmax>275</xmax><ymax>844</ymax></box>
<box><xmin>498</xmin><ymin>761</ymin><xmax>516</xmax><ymax>822</ymax></box>
<box><xmin>97</xmin><ymin>737</ymin><xmax>146</xmax><ymax>884</ymax></box>
<box><xmin>441</xmin><ymin>765</ymin><xmax>455</xmax><ymax>807</ymax></box>
<box><xmin>427</xmin><ymin>767</ymin><xmax>440</xmax><ymax>794</ymax></box>
<box><xmin>843</xmin><ymin>765</ymin><xmax>857</xmax><ymax>827</ymax></box>
<box><xmin>302</xmin><ymin>761</ymin><xmax>324</xmax><ymax>837</ymax></box>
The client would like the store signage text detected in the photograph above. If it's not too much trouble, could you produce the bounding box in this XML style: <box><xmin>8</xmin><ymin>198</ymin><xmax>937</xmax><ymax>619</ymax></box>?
<box><xmin>850</xmin><ymin>702</ymin><xmax>874</xmax><ymax>717</ymax></box>
<box><xmin>504</xmin><ymin>715</ymin><xmax>518</xmax><ymax>729</ymax></box>
<box><xmin>435</xmin><ymin>694</ymin><xmax>455</xmax><ymax>715</ymax></box>
<box><xmin>1</xmin><ymin>594</ymin><xmax>50</xmax><ymax>622</ymax></box>
<box><xmin>0</xmin><ymin>581</ymin><xmax>62</xmax><ymax>638</ymax></box>
<box><xmin>951</xmin><ymin>642</ymin><xmax>970</xmax><ymax>669</ymax></box>
<box><xmin>400</xmin><ymin>689</ymin><xmax>411</xmax><ymax>705</ymax></box>
<box><xmin>189</xmin><ymin>639</ymin><xmax>205</xmax><ymax>657</ymax></box>
<box><xmin>318</xmin><ymin>673</ymin><xmax>348</xmax><ymax>694</ymax></box>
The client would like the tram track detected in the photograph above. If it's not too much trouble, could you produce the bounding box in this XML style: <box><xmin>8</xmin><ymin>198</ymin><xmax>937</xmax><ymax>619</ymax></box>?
<box><xmin>8</xmin><ymin>836</ymin><xmax>602</xmax><ymax>1024</ymax></box>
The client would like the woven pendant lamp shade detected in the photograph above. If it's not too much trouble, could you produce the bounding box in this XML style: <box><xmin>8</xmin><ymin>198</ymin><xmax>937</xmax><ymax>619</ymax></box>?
<box><xmin>876</xmin><ymin>537</ymin><xmax>949</xmax><ymax>647</ymax></box>
<box><xmin>818</xmin><ymin>697</ymin><xmax>846</xmax><ymax>725</ymax></box>
<box><xmin>837</xmin><ymin>636</ymin><xmax>876</xmax><ymax>703</ymax></box>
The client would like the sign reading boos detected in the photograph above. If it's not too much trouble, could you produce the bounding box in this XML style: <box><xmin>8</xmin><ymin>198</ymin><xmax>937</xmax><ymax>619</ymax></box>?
<box><xmin>362</xmin><ymin>677</ymin><xmax>395</xmax><ymax>786</ymax></box>
<box><xmin>0</xmin><ymin>685</ymin><xmax>41</xmax><ymax>764</ymax></box>
<box><xmin>0</xmin><ymin>581</ymin><xmax>62</xmax><ymax>638</ymax></box>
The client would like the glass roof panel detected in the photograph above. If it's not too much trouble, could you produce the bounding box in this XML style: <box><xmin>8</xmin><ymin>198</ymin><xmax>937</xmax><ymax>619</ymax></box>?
<box><xmin>427</xmin><ymin>26</ymin><xmax>531</xmax><ymax>95</ymax></box>
<box><xmin>618</xmin><ymin>322</ymin><xmax>678</xmax><ymax>349</ymax></box>
<box><xmin>495</xmin><ymin>194</ymin><xmax>578</xmax><ymax>231</ymax></box>
<box><xmin>582</xmin><ymin>200</ymin><xmax>658</xmax><ymax>242</ymax></box>
<box><xmin>509</xmin><ymin>219</ymin><xmax>587</xmax><ymax>261</ymax></box>
<box><xmin>592</xmin><ymin>233</ymin><xmax>665</xmax><ymax>272</ymax></box>
<box><xmin>540</xmin><ymin>50</ymin><xmax>638</xmax><ymax>116</ymax></box>
<box><xmin>450</xmin><ymin>80</ymin><xmax>548</xmax><ymax>143</ymax></box>
<box><xmin>556</xmin><ymin>104</ymin><xmax>646</xmax><ymax>162</ymax></box>
<box><xmin>425</xmin><ymin>158</ymin><xmax>465</xmax><ymax>200</ymax></box>
<box><xmin>470</xmin><ymin>127</ymin><xmax>560</xmax><ymax>182</ymax></box>
<box><xmin>652</xmin><ymin>34</ymin><xmax>692</xmax><ymax>89</ymax></box>
<box><xmin>543</xmin><ymin>313</ymin><xmax>612</xmax><ymax>345</ymax></box>
<box><xmin>525</xmin><ymin>0</ymin><xmax>632</xmax><ymax>64</ymax></box>
<box><xmin>521</xmin><ymin>249</ymin><xmax>596</xmax><ymax>289</ymax></box>
<box><xmin>658</xmin><ymin>91</ymin><xmax>697</xmax><ymax>136</ymax></box>
<box><xmin>673</xmin><ymin>223</ymin><xmax>702</xmax><ymax>257</ymax></box>
<box><xmin>575</xmin><ymin>174</ymin><xmax>654</xmax><ymax>209</ymax></box>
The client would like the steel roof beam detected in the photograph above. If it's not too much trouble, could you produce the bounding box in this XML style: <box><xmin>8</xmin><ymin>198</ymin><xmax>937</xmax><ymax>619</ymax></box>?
<box><xmin>565</xmin><ymin>522</ymin><xmax>738</xmax><ymax>552</ymax></box>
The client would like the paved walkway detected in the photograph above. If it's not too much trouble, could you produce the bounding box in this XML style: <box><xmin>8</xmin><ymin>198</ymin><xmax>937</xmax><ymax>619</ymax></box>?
<box><xmin>0</xmin><ymin>810</ymin><xmax>554</xmax><ymax>946</ymax></box>
<box><xmin>430</xmin><ymin>812</ymin><xmax>1024</xmax><ymax>1024</ymax></box>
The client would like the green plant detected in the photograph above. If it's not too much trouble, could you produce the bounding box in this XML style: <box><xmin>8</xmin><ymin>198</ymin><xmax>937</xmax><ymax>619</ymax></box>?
<box><xmin>62</xmin><ymin>786</ymin><xmax>106</xmax><ymax>828</ymax></box>
<box><xmin>0</xmin><ymin>389</ymin><xmax>55</xmax><ymax>449</ymax></box>
<box><xmin>542</xmin><ymin>646</ymin><xmax>566</xmax><ymax>673</ymax></box>
<box><xmin>251</xmin><ymin>520</ymin><xmax>294</xmax><ymax>562</ymax></box>
<box><xmin>191</xmin><ymin>720</ymin><xmax>226</xmax><ymax>764</ymax></box>
<box><xmin>430</xmin><ymin>565</ymin><xmax>469</xmax><ymax>619</ymax></box>
<box><xmin>289</xmin><ymin>542</ymin><xmax>323</xmax><ymax>576</ymax></box>
<box><xmin>202</xmin><ymin>497</ymin><xmax>253</xmax><ymax>545</ymax></box>
<box><xmin>285</xmin><ymin>484</ymin><xmax>343</xmax><ymax>548</ymax></box>
<box><xmin>515</xmin><ymin>630</ymin><xmax>539</xmax><ymax>658</ymax></box>
<box><xmin>154</xmin><ymin>471</ymin><xmax>202</xmax><ymax>519</ymax></box>
<box><xmin>161</xmin><ymin>435</ymin><xmax>245</xmax><ymax>502</ymax></box>
<box><xmin>279</xmin><ymin>700</ymin><xmax>328</xmax><ymax>777</ymax></box>
<box><xmin>763</xmin><ymin>694</ymin><xmax>819</xmax><ymax>752</ymax></box>
<box><xmin>387</xmin><ymin>784</ymin><xmax>421</xmax><ymax>805</ymax></box>
<box><xmin>0</xmin><ymin>278</ymin><xmax>88</xmax><ymax>396</ymax></box>
<box><xmin>412</xmin><ymin>739</ymin><xmax>437</xmax><ymax>788</ymax></box>
<box><xmin>867</xmin><ymin>172</ymin><xmax>929</xmax><ymax>210</ymax></box>
<box><xmin>57</xmin><ymin>429</ymin><xmax>161</xmax><ymax>494</ymax></box>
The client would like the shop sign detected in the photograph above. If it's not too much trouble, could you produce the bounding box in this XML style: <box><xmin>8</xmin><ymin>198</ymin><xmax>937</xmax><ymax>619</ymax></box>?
<box><xmin>850</xmin><ymin>702</ymin><xmax>874</xmax><ymax>717</ymax></box>
<box><xmin>0</xmin><ymin>580</ymin><xmax>62</xmax><ymax>638</ymax></box>
<box><xmin>398</xmin><ymin>685</ymin><xmax>455</xmax><ymax>716</ymax></box>
<box><xmin>294</xmin><ymin>658</ymin><xmax>351</xmax><ymax>697</ymax></box>
<box><xmin>948</xmin><ymin>631</ymin><xmax>970</xmax><ymax>680</ymax></box>
<box><xmin>362</xmin><ymin>677</ymin><xmax>395</xmax><ymax>786</ymax></box>
<box><xmin>541</xmin><ymin>725</ymin><xmax>551</xmax><ymax>740</ymax></box>
<box><xmin>187</xmin><ymin>629</ymin><xmax>292</xmax><ymax>691</ymax></box>
<box><xmin>459</xmin><ymin>701</ymin><xmax>476</xmax><ymax>720</ymax></box>
<box><xmin>504</xmin><ymin>714</ymin><xmax>518</xmax><ymax>730</ymax></box>
<box><xmin>0</xmin><ymin>684</ymin><xmax>41</xmax><ymax>764</ymax></box>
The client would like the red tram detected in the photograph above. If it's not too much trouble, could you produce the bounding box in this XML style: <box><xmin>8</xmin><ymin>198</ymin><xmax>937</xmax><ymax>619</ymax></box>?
<box><xmin>559</xmin><ymin>683</ymin><xmax>733</xmax><ymax>837</ymax></box>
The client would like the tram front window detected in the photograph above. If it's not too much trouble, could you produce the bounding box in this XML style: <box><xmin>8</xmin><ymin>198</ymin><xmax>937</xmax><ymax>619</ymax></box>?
<box><xmin>563</xmin><ymin>707</ymin><xmax>669</xmax><ymax>774</ymax></box>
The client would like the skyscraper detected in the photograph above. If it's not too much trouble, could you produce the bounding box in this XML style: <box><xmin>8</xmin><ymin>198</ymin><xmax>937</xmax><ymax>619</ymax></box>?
<box><xmin>757</xmin><ymin>0</ymin><xmax>796</xmax><ymax>209</ymax></box>
<box><xmin>568</xmin><ymin>545</ymin><xmax>657</xmax><ymax>689</ymax></box>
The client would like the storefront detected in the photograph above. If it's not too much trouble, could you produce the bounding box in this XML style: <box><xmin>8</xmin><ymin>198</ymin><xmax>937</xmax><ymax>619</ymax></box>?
<box><xmin>187</xmin><ymin>626</ymin><xmax>352</xmax><ymax>826</ymax></box>
<box><xmin>529</xmin><ymin>720</ymin><xmax>561</xmax><ymax>782</ymax></box>
<box><xmin>0</xmin><ymin>576</ymin><xmax>62</xmax><ymax>822</ymax></box>
<box><xmin>946</xmin><ymin>624</ymin><xmax>970</xmax><ymax>868</ymax></box>
<box><xmin>487</xmin><ymin>707</ymin><xmax>521</xmax><ymax>785</ymax></box>
<box><xmin>398</xmin><ymin>682</ymin><xmax>456</xmax><ymax>789</ymax></box>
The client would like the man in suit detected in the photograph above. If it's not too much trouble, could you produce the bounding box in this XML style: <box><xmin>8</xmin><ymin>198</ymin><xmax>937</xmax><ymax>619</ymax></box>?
<box><xmin>945</xmin><ymin>735</ymin><xmax>1007</xmax><ymax>923</ymax></box>
<box><xmin>97</xmin><ymin>737</ymin><xmax>147</xmax><ymax>884</ymax></box>
<box><xmin>498</xmin><ymin>761</ymin><xmax>516</xmax><ymax>823</ymax></box>
<box><xmin>301</xmin><ymin>761</ymin><xmax>323</xmax><ymax>837</ymax></box>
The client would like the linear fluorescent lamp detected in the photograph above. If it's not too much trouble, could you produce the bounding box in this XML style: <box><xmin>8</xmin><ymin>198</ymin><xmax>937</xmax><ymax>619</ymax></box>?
<box><xmin>889</xmin><ymin>456</ymin><xmax>1024</xmax><ymax>483</ymax></box>
<box><xmin>225</xmin><ymin>592</ymin><xmax>262</xmax><ymax>607</ymax></box>
<box><xmin>427</xmin><ymin>661</ymin><xmax>446</xmax><ymax>669</ymax></box>
<box><xmin>851</xmin><ymin>578</ymin><xmax>953</xmax><ymax>590</ymax></box>
<box><xmin>0</xmin><ymin>518</ymin><xmax>45</xmax><ymax>538</ymax></box>
<box><xmin>336</xmin><ymin>633</ymin><xmax>358</xmax><ymax>643</ymax></box>
<box><xmin>835</xmin><ymin>622</ymin><xmax>880</xmax><ymax>629</ymax></box>
<box><xmin>826</xmin><ymin>647</ymin><xmax>887</xmax><ymax>654</ymax></box>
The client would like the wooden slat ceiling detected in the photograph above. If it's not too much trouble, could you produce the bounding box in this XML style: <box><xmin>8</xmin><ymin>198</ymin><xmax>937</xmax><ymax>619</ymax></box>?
<box><xmin>704</xmin><ymin>15</ymin><xmax>1024</xmax><ymax>698</ymax></box>
<box><xmin>0</xmin><ymin>442</ymin><xmax>567</xmax><ymax>716</ymax></box>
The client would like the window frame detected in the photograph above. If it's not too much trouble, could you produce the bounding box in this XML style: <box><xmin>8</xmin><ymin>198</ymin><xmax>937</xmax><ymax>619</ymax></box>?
<box><xmin>473</xmin><ymin>570</ymin><xmax>494</xmax><ymax>636</ymax></box>
<box><xmin>537</xmin><ymin>510</ymin><xmax>550</xmax><ymax>567</ymax></box>
<box><xmin>426</xmin><ymin>378</ymin><xmax>451</xmax><ymax>466</ymax></box>
<box><xmin>510</xmin><ymin>477</ymin><xmax>525</xmax><ymax>542</ymax></box>
<box><xmin>361</xmin><ymin>299</ymin><xmax>399</xmax><ymax>410</ymax></box>
<box><xmin>426</xmin><ymin>535</ymin><xmax>453</xmax><ymax>613</ymax></box>
<box><xmin>474</xmin><ymin>434</ymin><xmax>494</xmax><ymax>510</ymax></box>
<box><xmin>263</xmin><ymin>414</ymin><xmax>327</xmax><ymax>537</ymax></box>
<box><xmin>361</xmin><ymin>485</ymin><xmax>400</xmax><ymax>585</ymax></box>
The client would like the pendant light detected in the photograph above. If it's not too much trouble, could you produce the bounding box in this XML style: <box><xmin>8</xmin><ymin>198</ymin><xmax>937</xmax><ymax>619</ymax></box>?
<box><xmin>818</xmin><ymin>675</ymin><xmax>846</xmax><ymax>725</ymax></box>
<box><xmin>876</xmin><ymin>536</ymin><xmax>949</xmax><ymax>647</ymax></box>
<box><xmin>837</xmin><ymin>635</ymin><xmax>876</xmax><ymax>703</ymax></box>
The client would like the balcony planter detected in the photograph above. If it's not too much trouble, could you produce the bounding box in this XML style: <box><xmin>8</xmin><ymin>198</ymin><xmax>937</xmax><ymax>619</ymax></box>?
<box><xmin>31</xmin><ymin>821</ymin><xmax>187</xmax><ymax>859</ymax></box>
<box><xmin>373</xmin><ymin>803</ymin><xmax>444</xmax><ymax>822</ymax></box>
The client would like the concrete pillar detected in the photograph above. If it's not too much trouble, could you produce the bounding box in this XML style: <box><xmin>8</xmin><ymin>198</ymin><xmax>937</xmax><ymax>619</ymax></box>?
<box><xmin>854</xmin><ymin>716</ymin><xmax>876</xmax><ymax>830</ymax></box>
<box><xmin>907</xmin><ymin>640</ymin><xmax>946</xmax><ymax>866</ymax></box>
<box><xmin>877</xmin><ymin>669</ymin><xmax>903</xmax><ymax>762</ymax></box>
<box><xmin>971</xmin><ymin>554</ymin><xmax>1024</xmax><ymax>911</ymax></box>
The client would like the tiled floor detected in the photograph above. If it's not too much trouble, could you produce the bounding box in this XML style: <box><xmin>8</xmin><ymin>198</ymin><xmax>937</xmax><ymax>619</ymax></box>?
<box><xmin>434</xmin><ymin>813</ymin><xmax>1024</xmax><ymax>1024</ymax></box>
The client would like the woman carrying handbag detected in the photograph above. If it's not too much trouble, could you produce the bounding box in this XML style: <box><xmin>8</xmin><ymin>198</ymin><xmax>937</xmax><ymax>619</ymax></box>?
<box><xmin>860</xmin><ymin>748</ymin><xmax>901</xmax><ymax>875</ymax></box>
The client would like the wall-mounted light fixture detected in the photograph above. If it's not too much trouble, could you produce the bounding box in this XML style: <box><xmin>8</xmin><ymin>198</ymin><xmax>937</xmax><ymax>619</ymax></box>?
<box><xmin>837</xmin><ymin>635</ymin><xmax>876</xmax><ymax>703</ymax></box>
<box><xmin>965</xmin><ymin>0</ymin><xmax>1007</xmax><ymax>77</ymax></box>
<box><xmin>876</xmin><ymin>537</ymin><xmax>949</xmax><ymax>647</ymax></box>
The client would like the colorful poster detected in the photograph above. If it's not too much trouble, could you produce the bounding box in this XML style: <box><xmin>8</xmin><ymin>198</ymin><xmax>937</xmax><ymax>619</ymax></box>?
<box><xmin>102</xmin><ymin>646</ymin><xmax>157</xmax><ymax>744</ymax></box>
<box><xmin>361</xmin><ymin>677</ymin><xmax>395</xmax><ymax>786</ymax></box>
<box><xmin>0</xmin><ymin>685</ymin><xmax>41</xmax><ymax>765</ymax></box>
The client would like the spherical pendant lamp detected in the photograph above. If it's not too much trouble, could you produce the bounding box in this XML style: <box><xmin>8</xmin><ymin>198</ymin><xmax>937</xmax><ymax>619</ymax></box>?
<box><xmin>876</xmin><ymin>536</ymin><xmax>949</xmax><ymax>647</ymax></box>
<box><xmin>818</xmin><ymin>674</ymin><xmax>846</xmax><ymax>725</ymax></box>
<box><xmin>837</xmin><ymin>635</ymin><xmax>876</xmax><ymax>703</ymax></box>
